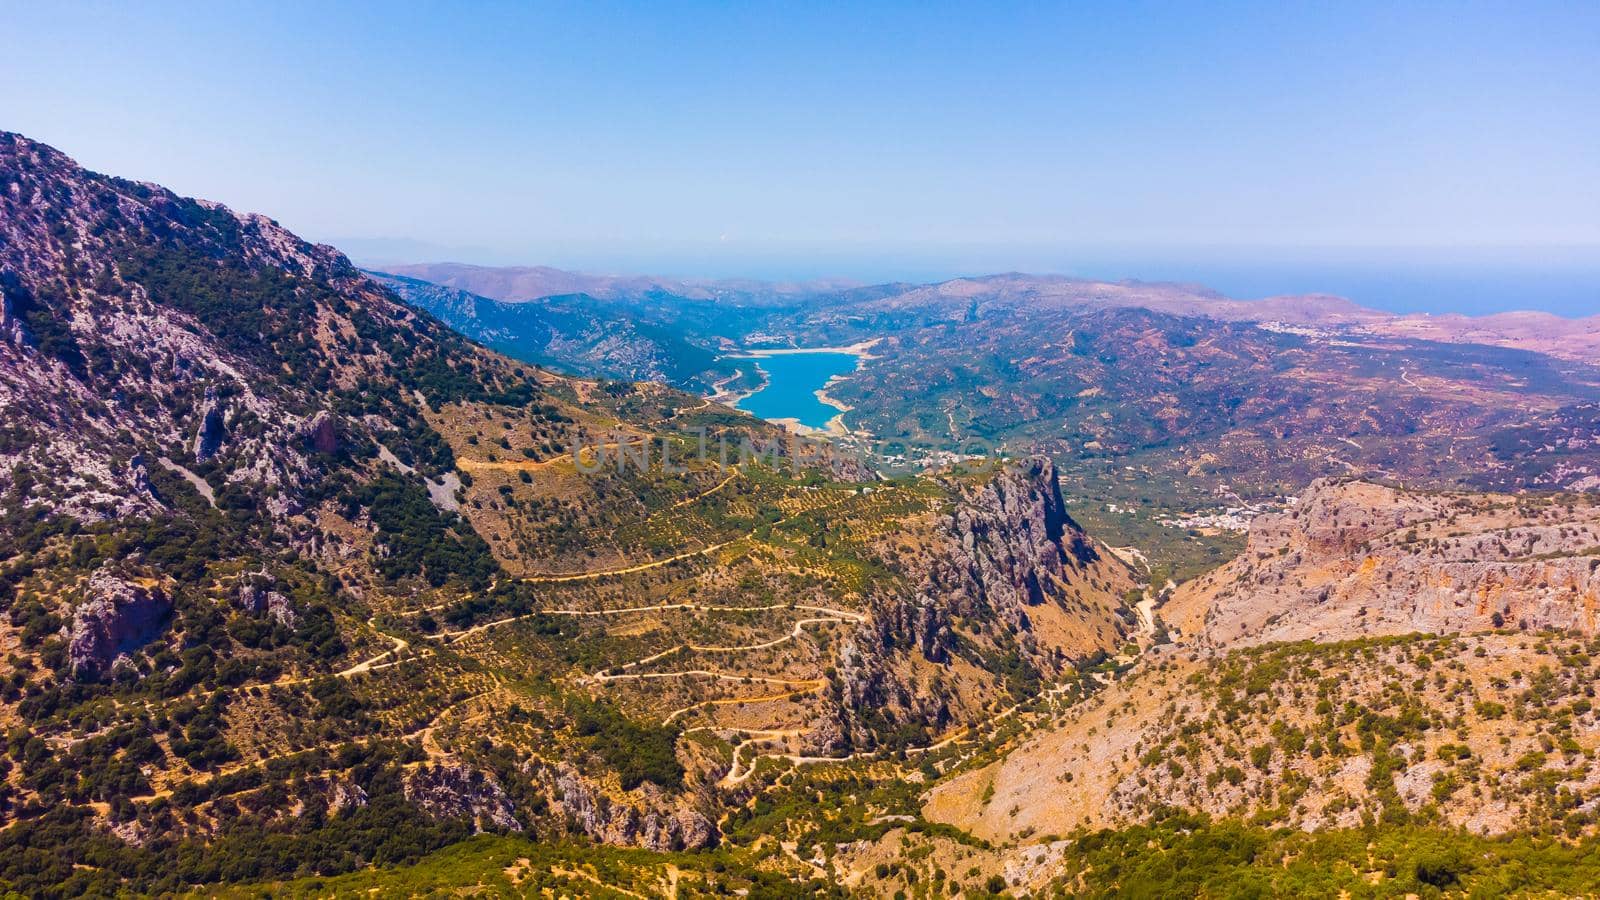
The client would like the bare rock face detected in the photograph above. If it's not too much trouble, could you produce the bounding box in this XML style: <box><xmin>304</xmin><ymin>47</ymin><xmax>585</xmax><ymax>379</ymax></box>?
<box><xmin>1244</xmin><ymin>478</ymin><xmax>1436</xmax><ymax>558</ymax></box>
<box><xmin>865</xmin><ymin>457</ymin><xmax>1097</xmax><ymax>661</ymax></box>
<box><xmin>0</xmin><ymin>269</ymin><xmax>32</xmax><ymax>347</ymax></box>
<box><xmin>128</xmin><ymin>453</ymin><xmax>154</xmax><ymax>500</ymax></box>
<box><xmin>108</xmin><ymin>817</ymin><xmax>152</xmax><ymax>848</ymax></box>
<box><xmin>825</xmin><ymin>450</ymin><xmax>877</xmax><ymax>484</ymax></box>
<box><xmin>301</xmin><ymin>410</ymin><xmax>338</xmax><ymax>455</ymax></box>
<box><xmin>899</xmin><ymin>458</ymin><xmax>1103</xmax><ymax>652</ymax></box>
<box><xmin>824</xmin><ymin>631</ymin><xmax>954</xmax><ymax>752</ymax></box>
<box><xmin>234</xmin><ymin>573</ymin><xmax>270</xmax><ymax>612</ymax></box>
<box><xmin>0</xmin><ymin>131</ymin><xmax>487</xmax><ymax>530</ymax></box>
<box><xmin>942</xmin><ymin>455</ymin><xmax>1098</xmax><ymax>621</ymax></box>
<box><xmin>263</xmin><ymin>592</ymin><xmax>296</xmax><ymax>628</ymax></box>
<box><xmin>402</xmin><ymin>764</ymin><xmax>521</xmax><ymax>833</ymax></box>
<box><xmin>235</xmin><ymin>573</ymin><xmax>296</xmax><ymax>628</ymax></box>
<box><xmin>537</xmin><ymin>763</ymin><xmax>716</xmax><ymax>851</ymax></box>
<box><xmin>65</xmin><ymin>569</ymin><xmax>172</xmax><ymax>679</ymax></box>
<box><xmin>824</xmin><ymin>457</ymin><xmax>1131</xmax><ymax>750</ymax></box>
<box><xmin>192</xmin><ymin>388</ymin><xmax>227</xmax><ymax>463</ymax></box>
<box><xmin>323</xmin><ymin>777</ymin><xmax>369</xmax><ymax>816</ymax></box>
<box><xmin>1183</xmin><ymin>479</ymin><xmax>1600</xmax><ymax>647</ymax></box>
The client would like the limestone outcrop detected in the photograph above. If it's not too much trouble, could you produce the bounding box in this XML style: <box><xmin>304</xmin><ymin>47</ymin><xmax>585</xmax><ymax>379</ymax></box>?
<box><xmin>64</xmin><ymin>569</ymin><xmax>172</xmax><ymax>679</ymax></box>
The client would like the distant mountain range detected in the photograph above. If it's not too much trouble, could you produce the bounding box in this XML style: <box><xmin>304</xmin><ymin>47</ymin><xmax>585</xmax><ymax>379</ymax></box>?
<box><xmin>375</xmin><ymin>262</ymin><xmax>1600</xmax><ymax>544</ymax></box>
<box><xmin>385</xmin><ymin>262</ymin><xmax>1600</xmax><ymax>364</ymax></box>
<box><xmin>378</xmin><ymin>261</ymin><xmax>869</xmax><ymax>306</ymax></box>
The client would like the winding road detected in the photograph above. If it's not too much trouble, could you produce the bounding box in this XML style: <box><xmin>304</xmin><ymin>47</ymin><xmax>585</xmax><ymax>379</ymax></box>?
<box><xmin>429</xmin><ymin>602</ymin><xmax>863</xmax><ymax>643</ymax></box>
<box><xmin>516</xmin><ymin>485</ymin><xmax>855</xmax><ymax>582</ymax></box>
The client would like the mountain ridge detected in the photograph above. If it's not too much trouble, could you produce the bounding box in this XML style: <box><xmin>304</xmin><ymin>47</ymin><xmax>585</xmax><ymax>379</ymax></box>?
<box><xmin>385</xmin><ymin>262</ymin><xmax>1600</xmax><ymax>363</ymax></box>
<box><xmin>368</xmin><ymin>270</ymin><xmax>748</xmax><ymax>393</ymax></box>
<box><xmin>378</xmin><ymin>261</ymin><xmax>870</xmax><ymax>306</ymax></box>
<box><xmin>0</xmin><ymin>130</ymin><xmax>1144</xmax><ymax>896</ymax></box>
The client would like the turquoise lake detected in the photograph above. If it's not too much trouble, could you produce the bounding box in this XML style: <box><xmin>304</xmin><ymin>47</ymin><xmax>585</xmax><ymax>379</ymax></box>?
<box><xmin>734</xmin><ymin>352</ymin><xmax>860</xmax><ymax>429</ymax></box>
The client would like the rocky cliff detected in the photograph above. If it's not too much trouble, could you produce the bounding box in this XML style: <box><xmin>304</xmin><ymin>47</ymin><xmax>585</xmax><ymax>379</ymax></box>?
<box><xmin>534</xmin><ymin>762</ymin><xmax>717</xmax><ymax>852</ymax></box>
<box><xmin>63</xmin><ymin>569</ymin><xmax>172</xmax><ymax>679</ymax></box>
<box><xmin>403</xmin><ymin>764</ymin><xmax>522</xmax><ymax>833</ymax></box>
<box><xmin>1169</xmin><ymin>478</ymin><xmax>1600</xmax><ymax>647</ymax></box>
<box><xmin>818</xmin><ymin>457</ymin><xmax>1134</xmax><ymax>749</ymax></box>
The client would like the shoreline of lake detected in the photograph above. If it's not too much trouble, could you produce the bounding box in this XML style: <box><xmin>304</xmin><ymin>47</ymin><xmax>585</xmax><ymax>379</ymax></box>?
<box><xmin>715</xmin><ymin>347</ymin><xmax>869</xmax><ymax>436</ymax></box>
<box><xmin>726</xmin><ymin>338</ymin><xmax>882</xmax><ymax>360</ymax></box>
<box><xmin>812</xmin><ymin>375</ymin><xmax>854</xmax><ymax>436</ymax></box>
<box><xmin>706</xmin><ymin>371</ymin><xmax>760</xmax><ymax>407</ymax></box>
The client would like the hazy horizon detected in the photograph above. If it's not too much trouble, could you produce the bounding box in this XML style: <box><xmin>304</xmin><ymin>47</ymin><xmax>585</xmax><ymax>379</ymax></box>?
<box><xmin>349</xmin><ymin>242</ymin><xmax>1599</xmax><ymax>319</ymax></box>
<box><xmin>8</xmin><ymin>2</ymin><xmax>1596</xmax><ymax>317</ymax></box>
<box><xmin>6</xmin><ymin>2</ymin><xmax>1596</xmax><ymax>317</ymax></box>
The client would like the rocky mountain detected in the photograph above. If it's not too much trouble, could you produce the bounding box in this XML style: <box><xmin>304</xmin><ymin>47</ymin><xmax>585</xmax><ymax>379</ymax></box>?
<box><xmin>0</xmin><ymin>130</ymin><xmax>539</xmax><ymax>535</ymax></box>
<box><xmin>1164</xmin><ymin>479</ymin><xmax>1600</xmax><ymax>647</ymax></box>
<box><xmin>0</xmin><ymin>130</ymin><xmax>590</xmax><ymax>893</ymax></box>
<box><xmin>0</xmin><ymin>132</ymin><xmax>1144</xmax><ymax>897</ymax></box>
<box><xmin>919</xmin><ymin>478</ymin><xmax>1600</xmax><ymax>883</ymax></box>
<box><xmin>375</xmin><ymin>261</ymin><xmax>865</xmax><ymax>306</ymax></box>
<box><xmin>62</xmin><ymin>570</ymin><xmax>173</xmax><ymax>680</ymax></box>
<box><xmin>823</xmin><ymin>457</ymin><xmax>1135</xmax><ymax>750</ymax></box>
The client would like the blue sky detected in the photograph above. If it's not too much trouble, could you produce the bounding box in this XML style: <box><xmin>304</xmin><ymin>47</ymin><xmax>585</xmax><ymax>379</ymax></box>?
<box><xmin>3</xmin><ymin>2</ymin><xmax>1597</xmax><ymax>311</ymax></box>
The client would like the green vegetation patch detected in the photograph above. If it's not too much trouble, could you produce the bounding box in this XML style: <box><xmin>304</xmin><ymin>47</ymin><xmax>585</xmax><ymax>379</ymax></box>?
<box><xmin>1056</xmin><ymin>811</ymin><xmax>1600</xmax><ymax>898</ymax></box>
<box><xmin>347</xmin><ymin>473</ymin><xmax>497</xmax><ymax>588</ymax></box>
<box><xmin>567</xmin><ymin>696</ymin><xmax>684</xmax><ymax>791</ymax></box>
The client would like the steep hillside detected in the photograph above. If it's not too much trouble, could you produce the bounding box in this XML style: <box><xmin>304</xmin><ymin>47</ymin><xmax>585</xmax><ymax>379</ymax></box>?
<box><xmin>817</xmin><ymin>458</ymin><xmax>1136</xmax><ymax>752</ymax></box>
<box><xmin>928</xmin><ymin>633</ymin><xmax>1600</xmax><ymax>845</ymax></box>
<box><xmin>918</xmin><ymin>479</ymin><xmax>1600</xmax><ymax>890</ymax></box>
<box><xmin>0</xmin><ymin>132</ymin><xmax>1141</xmax><ymax>897</ymax></box>
<box><xmin>0</xmin><ymin>134</ymin><xmax>533</xmax><ymax>531</ymax></box>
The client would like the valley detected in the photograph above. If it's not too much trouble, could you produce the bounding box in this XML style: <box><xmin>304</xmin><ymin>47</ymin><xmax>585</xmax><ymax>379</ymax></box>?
<box><xmin>5</xmin><ymin>0</ymin><xmax>1596</xmax><ymax>891</ymax></box>
<box><xmin>379</xmin><ymin>261</ymin><xmax>1600</xmax><ymax>586</ymax></box>
<box><xmin>3</xmin><ymin>130</ymin><xmax>1600</xmax><ymax>898</ymax></box>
